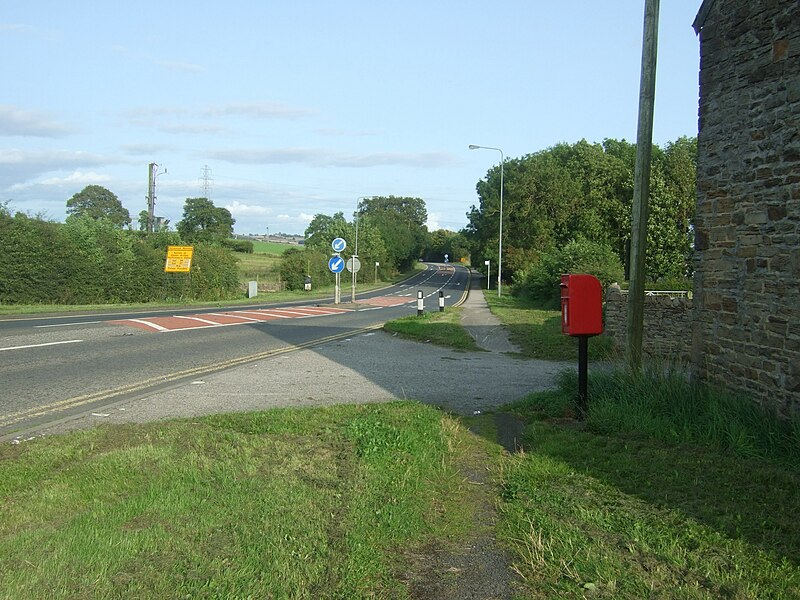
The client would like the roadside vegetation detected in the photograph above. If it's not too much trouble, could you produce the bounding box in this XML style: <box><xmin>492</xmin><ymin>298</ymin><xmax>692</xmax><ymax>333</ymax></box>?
<box><xmin>0</xmin><ymin>403</ymin><xmax>480</xmax><ymax>598</ymax></box>
<box><xmin>492</xmin><ymin>369</ymin><xmax>800</xmax><ymax>598</ymax></box>
<box><xmin>383</xmin><ymin>307</ymin><xmax>481</xmax><ymax>352</ymax></box>
<box><xmin>1</xmin><ymin>384</ymin><xmax>797</xmax><ymax>598</ymax></box>
<box><xmin>377</xmin><ymin>284</ymin><xmax>799</xmax><ymax>597</ymax></box>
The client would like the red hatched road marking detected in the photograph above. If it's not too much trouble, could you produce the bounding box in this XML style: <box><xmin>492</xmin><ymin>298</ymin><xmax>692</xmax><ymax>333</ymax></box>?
<box><xmin>109</xmin><ymin>305</ymin><xmax>352</xmax><ymax>332</ymax></box>
<box><xmin>356</xmin><ymin>296</ymin><xmax>412</xmax><ymax>307</ymax></box>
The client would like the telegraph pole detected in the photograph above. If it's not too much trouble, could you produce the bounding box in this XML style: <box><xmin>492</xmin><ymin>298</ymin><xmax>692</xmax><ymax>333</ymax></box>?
<box><xmin>146</xmin><ymin>163</ymin><xmax>157</xmax><ymax>233</ymax></box>
<box><xmin>146</xmin><ymin>163</ymin><xmax>166</xmax><ymax>233</ymax></box>
<box><xmin>626</xmin><ymin>0</ymin><xmax>660</xmax><ymax>370</ymax></box>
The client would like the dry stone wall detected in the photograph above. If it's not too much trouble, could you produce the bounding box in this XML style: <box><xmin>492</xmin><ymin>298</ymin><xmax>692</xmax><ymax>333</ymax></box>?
<box><xmin>604</xmin><ymin>288</ymin><xmax>693</xmax><ymax>364</ymax></box>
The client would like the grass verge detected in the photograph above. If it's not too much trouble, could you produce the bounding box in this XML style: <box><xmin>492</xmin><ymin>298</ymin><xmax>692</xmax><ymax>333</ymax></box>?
<box><xmin>494</xmin><ymin>368</ymin><xmax>800</xmax><ymax>598</ymax></box>
<box><xmin>383</xmin><ymin>307</ymin><xmax>482</xmax><ymax>352</ymax></box>
<box><xmin>0</xmin><ymin>402</ymin><xmax>476</xmax><ymax>599</ymax></box>
<box><xmin>484</xmin><ymin>291</ymin><xmax>616</xmax><ymax>361</ymax></box>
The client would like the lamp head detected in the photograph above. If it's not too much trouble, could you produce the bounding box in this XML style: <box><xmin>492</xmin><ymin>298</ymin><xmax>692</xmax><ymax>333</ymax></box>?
<box><xmin>468</xmin><ymin>145</ymin><xmax>480</xmax><ymax>150</ymax></box>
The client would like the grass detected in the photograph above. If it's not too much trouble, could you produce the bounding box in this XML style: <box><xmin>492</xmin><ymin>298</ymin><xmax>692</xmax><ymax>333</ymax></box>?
<box><xmin>250</xmin><ymin>240</ymin><xmax>295</xmax><ymax>254</ymax></box>
<box><xmin>2</xmin><ymin>377</ymin><xmax>798</xmax><ymax>598</ymax></box>
<box><xmin>495</xmin><ymin>422</ymin><xmax>799</xmax><ymax>598</ymax></box>
<box><xmin>383</xmin><ymin>307</ymin><xmax>482</xmax><ymax>351</ymax></box>
<box><xmin>485</xmin><ymin>366</ymin><xmax>800</xmax><ymax>598</ymax></box>
<box><xmin>0</xmin><ymin>402</ymin><xmax>478</xmax><ymax>599</ymax></box>
<box><xmin>236</xmin><ymin>251</ymin><xmax>283</xmax><ymax>283</ymax></box>
<box><xmin>484</xmin><ymin>291</ymin><xmax>616</xmax><ymax>361</ymax></box>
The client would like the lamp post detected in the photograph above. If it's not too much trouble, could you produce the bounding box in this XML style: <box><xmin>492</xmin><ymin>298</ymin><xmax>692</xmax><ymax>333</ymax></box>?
<box><xmin>352</xmin><ymin>196</ymin><xmax>373</xmax><ymax>303</ymax></box>
<box><xmin>469</xmin><ymin>144</ymin><xmax>504</xmax><ymax>296</ymax></box>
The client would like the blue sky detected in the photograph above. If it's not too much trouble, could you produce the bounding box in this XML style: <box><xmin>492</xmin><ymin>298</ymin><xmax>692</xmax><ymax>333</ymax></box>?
<box><xmin>1</xmin><ymin>1</ymin><xmax>702</xmax><ymax>235</ymax></box>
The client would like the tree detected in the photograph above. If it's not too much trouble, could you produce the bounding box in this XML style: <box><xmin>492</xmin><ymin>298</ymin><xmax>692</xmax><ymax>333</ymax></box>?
<box><xmin>358</xmin><ymin>196</ymin><xmax>429</xmax><ymax>271</ymax></box>
<box><xmin>304</xmin><ymin>211</ymin><xmax>388</xmax><ymax>275</ymax></box>
<box><xmin>425</xmin><ymin>229</ymin><xmax>469</xmax><ymax>263</ymax></box>
<box><xmin>465</xmin><ymin>137</ymin><xmax>696</xmax><ymax>286</ymax></box>
<box><xmin>304</xmin><ymin>212</ymin><xmax>350</xmax><ymax>252</ymax></box>
<box><xmin>66</xmin><ymin>185</ymin><xmax>131</xmax><ymax>228</ymax></box>
<box><xmin>176</xmin><ymin>197</ymin><xmax>234</xmax><ymax>242</ymax></box>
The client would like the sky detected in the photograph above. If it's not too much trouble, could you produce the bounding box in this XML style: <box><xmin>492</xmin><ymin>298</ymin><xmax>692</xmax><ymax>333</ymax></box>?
<box><xmin>1</xmin><ymin>1</ymin><xmax>703</xmax><ymax>236</ymax></box>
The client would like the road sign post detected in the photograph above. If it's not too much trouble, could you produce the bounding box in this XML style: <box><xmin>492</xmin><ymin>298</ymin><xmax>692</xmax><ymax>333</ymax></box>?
<box><xmin>484</xmin><ymin>259</ymin><xmax>491</xmax><ymax>290</ymax></box>
<box><xmin>347</xmin><ymin>256</ymin><xmax>361</xmax><ymax>303</ymax></box>
<box><xmin>328</xmin><ymin>253</ymin><xmax>345</xmax><ymax>304</ymax></box>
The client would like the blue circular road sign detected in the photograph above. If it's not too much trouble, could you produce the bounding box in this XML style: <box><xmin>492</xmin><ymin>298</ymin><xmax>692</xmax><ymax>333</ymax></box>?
<box><xmin>332</xmin><ymin>237</ymin><xmax>347</xmax><ymax>252</ymax></box>
<box><xmin>328</xmin><ymin>255</ymin><xmax>345</xmax><ymax>273</ymax></box>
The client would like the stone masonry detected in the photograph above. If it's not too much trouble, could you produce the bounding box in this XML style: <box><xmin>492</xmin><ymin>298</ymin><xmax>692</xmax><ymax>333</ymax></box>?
<box><xmin>692</xmin><ymin>0</ymin><xmax>800</xmax><ymax>415</ymax></box>
<box><xmin>604</xmin><ymin>288</ymin><xmax>693</xmax><ymax>364</ymax></box>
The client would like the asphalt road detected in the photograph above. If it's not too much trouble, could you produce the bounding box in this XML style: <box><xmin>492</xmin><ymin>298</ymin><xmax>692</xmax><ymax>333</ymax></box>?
<box><xmin>0</xmin><ymin>263</ymin><xmax>470</xmax><ymax>436</ymax></box>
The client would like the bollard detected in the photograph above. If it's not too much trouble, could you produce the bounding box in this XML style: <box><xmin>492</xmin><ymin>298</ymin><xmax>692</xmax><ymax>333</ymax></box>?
<box><xmin>417</xmin><ymin>290</ymin><xmax>424</xmax><ymax>316</ymax></box>
<box><xmin>438</xmin><ymin>291</ymin><xmax>445</xmax><ymax>312</ymax></box>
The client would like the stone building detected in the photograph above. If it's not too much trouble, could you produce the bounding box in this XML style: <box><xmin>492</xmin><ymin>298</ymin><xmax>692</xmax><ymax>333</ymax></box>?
<box><xmin>691</xmin><ymin>0</ymin><xmax>799</xmax><ymax>414</ymax></box>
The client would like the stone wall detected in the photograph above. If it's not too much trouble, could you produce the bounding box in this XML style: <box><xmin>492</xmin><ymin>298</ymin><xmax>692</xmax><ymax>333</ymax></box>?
<box><xmin>693</xmin><ymin>0</ymin><xmax>800</xmax><ymax>415</ymax></box>
<box><xmin>604</xmin><ymin>288</ymin><xmax>693</xmax><ymax>363</ymax></box>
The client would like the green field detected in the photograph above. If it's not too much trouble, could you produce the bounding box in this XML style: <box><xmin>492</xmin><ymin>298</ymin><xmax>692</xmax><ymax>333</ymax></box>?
<box><xmin>250</xmin><ymin>240</ymin><xmax>296</xmax><ymax>254</ymax></box>
<box><xmin>235</xmin><ymin>240</ymin><xmax>295</xmax><ymax>284</ymax></box>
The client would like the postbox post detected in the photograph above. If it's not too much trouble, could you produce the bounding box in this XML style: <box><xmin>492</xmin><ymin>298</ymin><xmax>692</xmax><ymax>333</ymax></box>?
<box><xmin>560</xmin><ymin>273</ymin><xmax>603</xmax><ymax>419</ymax></box>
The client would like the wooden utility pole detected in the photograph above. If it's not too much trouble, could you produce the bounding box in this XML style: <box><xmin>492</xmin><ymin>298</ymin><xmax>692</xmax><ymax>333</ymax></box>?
<box><xmin>147</xmin><ymin>163</ymin><xmax>157</xmax><ymax>234</ymax></box>
<box><xmin>626</xmin><ymin>0</ymin><xmax>660</xmax><ymax>370</ymax></box>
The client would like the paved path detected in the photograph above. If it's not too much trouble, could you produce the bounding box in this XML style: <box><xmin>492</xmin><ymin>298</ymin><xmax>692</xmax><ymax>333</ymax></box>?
<box><xmin>459</xmin><ymin>272</ymin><xmax>522</xmax><ymax>354</ymax></box>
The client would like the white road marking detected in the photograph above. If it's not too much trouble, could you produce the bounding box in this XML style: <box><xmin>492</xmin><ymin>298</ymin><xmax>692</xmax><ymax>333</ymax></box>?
<box><xmin>0</xmin><ymin>339</ymin><xmax>84</xmax><ymax>352</ymax></box>
<box><xmin>34</xmin><ymin>321</ymin><xmax>104</xmax><ymax>328</ymax></box>
<box><xmin>126</xmin><ymin>319</ymin><xmax>169</xmax><ymax>332</ymax></box>
<box><xmin>173</xmin><ymin>315</ymin><xmax>224</xmax><ymax>325</ymax></box>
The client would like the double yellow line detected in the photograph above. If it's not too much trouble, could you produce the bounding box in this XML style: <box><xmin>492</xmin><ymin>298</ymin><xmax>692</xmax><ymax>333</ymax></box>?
<box><xmin>0</xmin><ymin>325</ymin><xmax>383</xmax><ymax>433</ymax></box>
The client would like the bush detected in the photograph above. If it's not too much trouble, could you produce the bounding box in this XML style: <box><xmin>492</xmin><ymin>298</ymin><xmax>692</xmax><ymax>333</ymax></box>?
<box><xmin>513</xmin><ymin>238</ymin><xmax>624</xmax><ymax>308</ymax></box>
<box><xmin>0</xmin><ymin>211</ymin><xmax>242</xmax><ymax>305</ymax></box>
<box><xmin>222</xmin><ymin>239</ymin><xmax>254</xmax><ymax>254</ymax></box>
<box><xmin>279</xmin><ymin>247</ymin><xmax>333</xmax><ymax>291</ymax></box>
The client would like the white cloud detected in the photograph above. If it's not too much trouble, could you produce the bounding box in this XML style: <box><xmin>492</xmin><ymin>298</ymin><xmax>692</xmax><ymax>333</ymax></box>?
<box><xmin>205</xmin><ymin>102</ymin><xmax>315</xmax><ymax>120</ymax></box>
<box><xmin>9</xmin><ymin>170</ymin><xmax>112</xmax><ymax>192</ymax></box>
<box><xmin>224</xmin><ymin>200</ymin><xmax>271</xmax><ymax>216</ymax></box>
<box><xmin>208</xmin><ymin>148</ymin><xmax>461</xmax><ymax>169</ymax></box>
<box><xmin>125</xmin><ymin>102</ymin><xmax>314</xmax><ymax>126</ymax></box>
<box><xmin>39</xmin><ymin>170</ymin><xmax>112</xmax><ymax>186</ymax></box>
<box><xmin>276</xmin><ymin>213</ymin><xmax>314</xmax><ymax>225</ymax></box>
<box><xmin>426</xmin><ymin>212</ymin><xmax>440</xmax><ymax>231</ymax></box>
<box><xmin>0</xmin><ymin>105</ymin><xmax>75</xmax><ymax>137</ymax></box>
<box><xmin>158</xmin><ymin>123</ymin><xmax>226</xmax><ymax>135</ymax></box>
<box><xmin>0</xmin><ymin>149</ymin><xmax>114</xmax><ymax>186</ymax></box>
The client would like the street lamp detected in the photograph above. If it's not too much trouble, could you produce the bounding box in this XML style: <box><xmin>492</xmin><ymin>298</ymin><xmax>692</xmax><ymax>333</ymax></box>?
<box><xmin>352</xmin><ymin>196</ymin><xmax>373</xmax><ymax>303</ymax></box>
<box><xmin>469</xmin><ymin>144</ymin><xmax>504</xmax><ymax>296</ymax></box>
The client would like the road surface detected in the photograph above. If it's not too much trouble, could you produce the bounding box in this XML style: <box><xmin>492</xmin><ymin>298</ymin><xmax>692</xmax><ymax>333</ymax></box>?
<box><xmin>0</xmin><ymin>263</ymin><xmax>469</xmax><ymax>436</ymax></box>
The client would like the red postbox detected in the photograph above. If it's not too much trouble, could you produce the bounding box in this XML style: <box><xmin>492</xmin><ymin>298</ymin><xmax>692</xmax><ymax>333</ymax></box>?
<box><xmin>560</xmin><ymin>273</ymin><xmax>604</xmax><ymax>418</ymax></box>
<box><xmin>560</xmin><ymin>274</ymin><xmax>603</xmax><ymax>336</ymax></box>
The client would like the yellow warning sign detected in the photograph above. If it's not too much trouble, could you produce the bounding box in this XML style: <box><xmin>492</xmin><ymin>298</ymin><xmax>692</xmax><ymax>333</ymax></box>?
<box><xmin>164</xmin><ymin>245</ymin><xmax>194</xmax><ymax>273</ymax></box>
